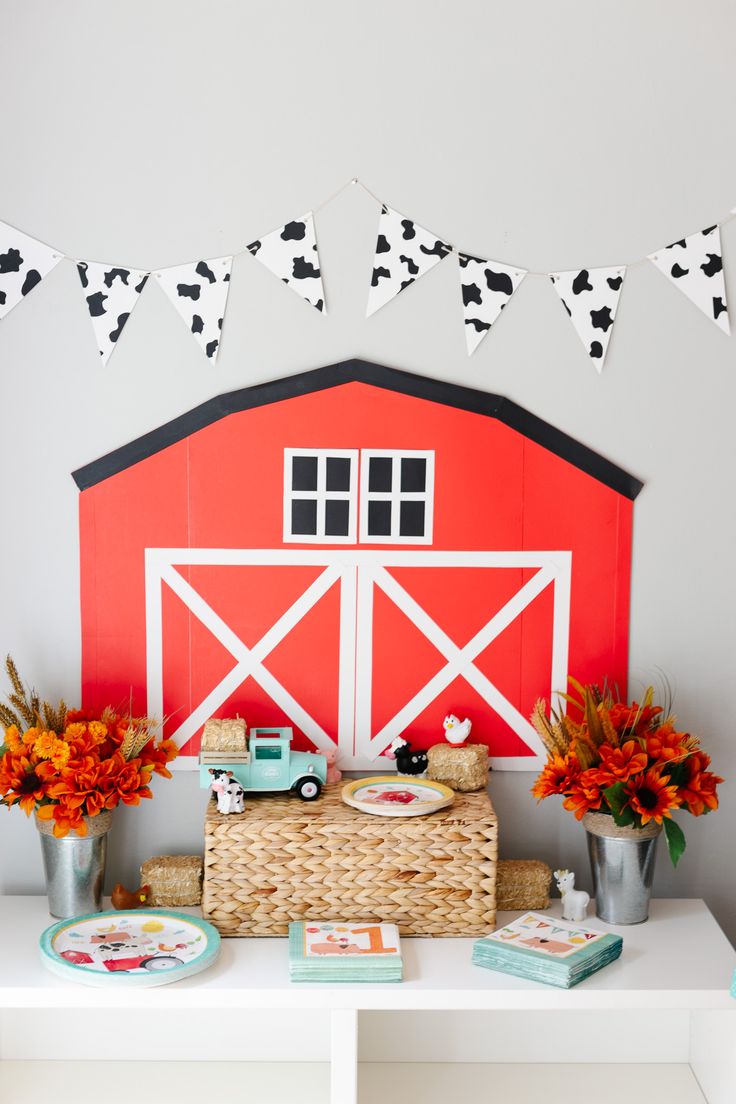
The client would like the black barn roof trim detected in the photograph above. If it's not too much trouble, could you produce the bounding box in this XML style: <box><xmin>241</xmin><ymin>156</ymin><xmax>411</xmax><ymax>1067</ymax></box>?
<box><xmin>72</xmin><ymin>358</ymin><xmax>643</xmax><ymax>499</ymax></box>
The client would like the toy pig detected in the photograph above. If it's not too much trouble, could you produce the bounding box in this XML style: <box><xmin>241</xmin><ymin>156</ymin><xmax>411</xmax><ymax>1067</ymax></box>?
<box><xmin>323</xmin><ymin>748</ymin><xmax>342</xmax><ymax>785</ymax></box>
<box><xmin>111</xmin><ymin>883</ymin><xmax>151</xmax><ymax>910</ymax></box>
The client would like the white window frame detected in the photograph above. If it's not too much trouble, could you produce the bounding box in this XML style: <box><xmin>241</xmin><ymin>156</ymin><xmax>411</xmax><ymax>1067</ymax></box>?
<box><xmin>359</xmin><ymin>450</ymin><xmax>435</xmax><ymax>545</ymax></box>
<box><xmin>283</xmin><ymin>449</ymin><xmax>358</xmax><ymax>544</ymax></box>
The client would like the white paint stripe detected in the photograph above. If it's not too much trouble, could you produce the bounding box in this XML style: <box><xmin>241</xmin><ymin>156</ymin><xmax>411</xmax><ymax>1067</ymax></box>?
<box><xmin>338</xmin><ymin>565</ymin><xmax>358</xmax><ymax>760</ymax></box>
<box><xmin>146</xmin><ymin>548</ymin><xmax>570</xmax><ymax>569</ymax></box>
<box><xmin>353</xmin><ymin>560</ymin><xmax>375</xmax><ymax>762</ymax></box>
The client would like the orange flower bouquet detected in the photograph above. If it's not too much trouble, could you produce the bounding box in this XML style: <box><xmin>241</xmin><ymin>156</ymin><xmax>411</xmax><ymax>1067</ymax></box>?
<box><xmin>531</xmin><ymin>679</ymin><xmax>722</xmax><ymax>866</ymax></box>
<box><xmin>0</xmin><ymin>658</ymin><xmax>177</xmax><ymax>837</ymax></box>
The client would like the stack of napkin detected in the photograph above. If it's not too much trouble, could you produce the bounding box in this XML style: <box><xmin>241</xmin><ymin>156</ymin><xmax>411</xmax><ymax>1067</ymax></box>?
<box><xmin>288</xmin><ymin>921</ymin><xmax>403</xmax><ymax>983</ymax></box>
<box><xmin>472</xmin><ymin>912</ymin><xmax>623</xmax><ymax>989</ymax></box>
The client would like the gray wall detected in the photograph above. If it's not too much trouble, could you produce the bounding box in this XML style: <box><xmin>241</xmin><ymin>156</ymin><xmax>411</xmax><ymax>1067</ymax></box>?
<box><xmin>1</xmin><ymin>0</ymin><xmax>734</xmax><ymax>939</ymax></box>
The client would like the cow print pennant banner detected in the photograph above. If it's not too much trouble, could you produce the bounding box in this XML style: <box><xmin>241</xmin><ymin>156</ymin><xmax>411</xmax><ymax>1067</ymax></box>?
<box><xmin>0</xmin><ymin>221</ymin><xmax>63</xmax><ymax>322</ymax></box>
<box><xmin>549</xmin><ymin>265</ymin><xmax>626</xmax><ymax>372</ymax></box>
<box><xmin>648</xmin><ymin>225</ymin><xmax>730</xmax><ymax>335</ymax></box>
<box><xmin>77</xmin><ymin>261</ymin><xmax>149</xmax><ymax>366</ymax></box>
<box><xmin>155</xmin><ymin>256</ymin><xmax>232</xmax><ymax>362</ymax></box>
<box><xmin>367</xmin><ymin>204</ymin><xmax>452</xmax><ymax>317</ymax></box>
<box><xmin>458</xmin><ymin>253</ymin><xmax>526</xmax><ymax>355</ymax></box>
<box><xmin>247</xmin><ymin>212</ymin><xmax>325</xmax><ymax>313</ymax></box>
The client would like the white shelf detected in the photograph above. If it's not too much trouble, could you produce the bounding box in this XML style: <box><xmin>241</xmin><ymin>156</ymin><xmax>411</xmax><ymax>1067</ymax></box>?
<box><xmin>0</xmin><ymin>897</ymin><xmax>732</xmax><ymax>1010</ymax></box>
<box><xmin>1</xmin><ymin>897</ymin><xmax>734</xmax><ymax>1104</ymax></box>
<box><xmin>0</xmin><ymin>1061</ymin><xmax>708</xmax><ymax>1104</ymax></box>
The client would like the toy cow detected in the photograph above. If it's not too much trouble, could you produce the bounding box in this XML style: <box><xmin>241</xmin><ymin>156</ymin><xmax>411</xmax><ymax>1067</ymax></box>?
<box><xmin>386</xmin><ymin>736</ymin><xmax>428</xmax><ymax>776</ymax></box>
<box><xmin>208</xmin><ymin>768</ymin><xmax>246</xmax><ymax>814</ymax></box>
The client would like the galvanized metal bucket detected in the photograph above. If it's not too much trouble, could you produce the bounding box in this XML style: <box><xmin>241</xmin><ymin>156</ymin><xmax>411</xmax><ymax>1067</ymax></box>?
<box><xmin>583</xmin><ymin>811</ymin><xmax>661</xmax><ymax>925</ymax></box>
<box><xmin>35</xmin><ymin>810</ymin><xmax>113</xmax><ymax>918</ymax></box>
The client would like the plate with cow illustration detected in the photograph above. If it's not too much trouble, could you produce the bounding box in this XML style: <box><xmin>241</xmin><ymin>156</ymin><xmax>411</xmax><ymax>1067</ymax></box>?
<box><xmin>341</xmin><ymin>776</ymin><xmax>455</xmax><ymax>817</ymax></box>
<box><xmin>39</xmin><ymin>909</ymin><xmax>220</xmax><ymax>987</ymax></box>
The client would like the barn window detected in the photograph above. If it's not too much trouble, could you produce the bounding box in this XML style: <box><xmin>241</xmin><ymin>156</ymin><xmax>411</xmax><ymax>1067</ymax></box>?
<box><xmin>283</xmin><ymin>449</ymin><xmax>358</xmax><ymax>542</ymax></box>
<box><xmin>359</xmin><ymin>451</ymin><xmax>434</xmax><ymax>544</ymax></box>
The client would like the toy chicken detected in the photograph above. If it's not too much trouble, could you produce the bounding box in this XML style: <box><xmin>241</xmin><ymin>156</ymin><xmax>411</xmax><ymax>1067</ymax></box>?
<box><xmin>443</xmin><ymin>714</ymin><xmax>472</xmax><ymax>745</ymax></box>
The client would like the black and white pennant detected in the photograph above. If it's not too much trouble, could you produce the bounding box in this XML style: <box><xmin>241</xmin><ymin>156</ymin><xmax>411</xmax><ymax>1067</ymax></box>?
<box><xmin>0</xmin><ymin>221</ymin><xmax>63</xmax><ymax>322</ymax></box>
<box><xmin>77</xmin><ymin>261</ymin><xmax>149</xmax><ymax>366</ymax></box>
<box><xmin>155</xmin><ymin>257</ymin><xmax>232</xmax><ymax>362</ymax></box>
<box><xmin>648</xmin><ymin>225</ymin><xmax>729</xmax><ymax>335</ymax></box>
<box><xmin>458</xmin><ymin>253</ymin><xmax>526</xmax><ymax>355</ymax></box>
<box><xmin>367</xmin><ymin>204</ymin><xmax>451</xmax><ymax>317</ymax></box>
<box><xmin>247</xmin><ymin>212</ymin><xmax>325</xmax><ymax>312</ymax></box>
<box><xmin>549</xmin><ymin>266</ymin><xmax>626</xmax><ymax>372</ymax></box>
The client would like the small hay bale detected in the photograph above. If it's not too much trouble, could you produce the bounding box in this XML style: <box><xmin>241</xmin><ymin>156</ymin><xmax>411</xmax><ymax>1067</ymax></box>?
<box><xmin>496</xmin><ymin>859</ymin><xmax>552</xmax><ymax>911</ymax></box>
<box><xmin>141</xmin><ymin>855</ymin><xmax>204</xmax><ymax>907</ymax></box>
<box><xmin>201</xmin><ymin>717</ymin><xmax>247</xmax><ymax>755</ymax></box>
<box><xmin>427</xmin><ymin>742</ymin><xmax>489</xmax><ymax>791</ymax></box>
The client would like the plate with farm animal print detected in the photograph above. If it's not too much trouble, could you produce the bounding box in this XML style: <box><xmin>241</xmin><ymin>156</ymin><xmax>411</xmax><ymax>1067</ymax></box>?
<box><xmin>341</xmin><ymin>776</ymin><xmax>455</xmax><ymax>817</ymax></box>
<box><xmin>39</xmin><ymin>909</ymin><xmax>220</xmax><ymax>988</ymax></box>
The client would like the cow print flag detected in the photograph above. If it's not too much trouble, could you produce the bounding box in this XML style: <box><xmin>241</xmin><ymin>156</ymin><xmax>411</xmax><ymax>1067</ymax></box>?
<box><xmin>247</xmin><ymin>212</ymin><xmax>325</xmax><ymax>312</ymax></box>
<box><xmin>155</xmin><ymin>256</ymin><xmax>232</xmax><ymax>362</ymax></box>
<box><xmin>549</xmin><ymin>266</ymin><xmax>626</xmax><ymax>372</ymax></box>
<box><xmin>367</xmin><ymin>204</ymin><xmax>451</xmax><ymax>317</ymax></box>
<box><xmin>458</xmin><ymin>253</ymin><xmax>526</xmax><ymax>355</ymax></box>
<box><xmin>77</xmin><ymin>261</ymin><xmax>149</xmax><ymax>366</ymax></box>
<box><xmin>648</xmin><ymin>225</ymin><xmax>730</xmax><ymax>335</ymax></box>
<box><xmin>0</xmin><ymin>221</ymin><xmax>63</xmax><ymax>322</ymax></box>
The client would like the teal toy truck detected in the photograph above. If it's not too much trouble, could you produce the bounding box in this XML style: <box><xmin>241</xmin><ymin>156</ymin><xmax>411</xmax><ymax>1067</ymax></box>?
<box><xmin>200</xmin><ymin>725</ymin><xmax>327</xmax><ymax>803</ymax></box>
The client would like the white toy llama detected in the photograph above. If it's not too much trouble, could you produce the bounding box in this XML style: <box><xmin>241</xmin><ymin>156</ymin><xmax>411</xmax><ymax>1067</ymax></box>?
<box><xmin>553</xmin><ymin>869</ymin><xmax>590</xmax><ymax>922</ymax></box>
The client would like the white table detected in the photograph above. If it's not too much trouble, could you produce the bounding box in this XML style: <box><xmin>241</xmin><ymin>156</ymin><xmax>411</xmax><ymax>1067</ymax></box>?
<box><xmin>0</xmin><ymin>897</ymin><xmax>733</xmax><ymax>1103</ymax></box>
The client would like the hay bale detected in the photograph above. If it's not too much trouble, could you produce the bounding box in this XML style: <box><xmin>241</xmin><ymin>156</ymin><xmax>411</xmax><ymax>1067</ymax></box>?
<box><xmin>427</xmin><ymin>742</ymin><xmax>489</xmax><ymax>791</ymax></box>
<box><xmin>141</xmin><ymin>854</ymin><xmax>204</xmax><ymax>907</ymax></box>
<box><xmin>496</xmin><ymin>859</ymin><xmax>552</xmax><ymax>911</ymax></box>
<box><xmin>201</xmin><ymin>717</ymin><xmax>247</xmax><ymax>755</ymax></box>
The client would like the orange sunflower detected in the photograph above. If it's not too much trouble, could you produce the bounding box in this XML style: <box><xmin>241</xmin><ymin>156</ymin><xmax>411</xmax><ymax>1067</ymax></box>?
<box><xmin>531</xmin><ymin>754</ymin><xmax>580</xmax><ymax>800</ymax></box>
<box><xmin>646</xmin><ymin>724</ymin><xmax>689</xmax><ymax>764</ymax></box>
<box><xmin>592</xmin><ymin>740</ymin><xmax>648</xmax><ymax>785</ymax></box>
<box><xmin>562</xmin><ymin>770</ymin><xmax>603</xmax><ymax>820</ymax></box>
<box><xmin>624</xmin><ymin>768</ymin><xmax>681</xmax><ymax>825</ymax></box>
<box><xmin>0</xmin><ymin>750</ymin><xmax>48</xmax><ymax>815</ymax></box>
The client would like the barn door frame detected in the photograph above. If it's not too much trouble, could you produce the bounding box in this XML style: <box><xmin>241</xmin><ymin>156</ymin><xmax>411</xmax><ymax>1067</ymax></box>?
<box><xmin>145</xmin><ymin>548</ymin><xmax>571</xmax><ymax>771</ymax></box>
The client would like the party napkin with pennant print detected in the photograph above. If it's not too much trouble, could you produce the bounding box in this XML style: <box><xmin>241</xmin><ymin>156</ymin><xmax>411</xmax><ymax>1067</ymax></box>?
<box><xmin>0</xmin><ymin>221</ymin><xmax>63</xmax><ymax>322</ymax></box>
<box><xmin>77</xmin><ymin>261</ymin><xmax>149</xmax><ymax>366</ymax></box>
<box><xmin>648</xmin><ymin>225</ymin><xmax>729</xmax><ymax>334</ymax></box>
<box><xmin>247</xmin><ymin>212</ymin><xmax>325</xmax><ymax>312</ymax></box>
<box><xmin>155</xmin><ymin>256</ymin><xmax>233</xmax><ymax>362</ymax></box>
<box><xmin>549</xmin><ymin>266</ymin><xmax>626</xmax><ymax>372</ymax></box>
<box><xmin>367</xmin><ymin>204</ymin><xmax>451</xmax><ymax>317</ymax></box>
<box><xmin>473</xmin><ymin>912</ymin><xmax>623</xmax><ymax>988</ymax></box>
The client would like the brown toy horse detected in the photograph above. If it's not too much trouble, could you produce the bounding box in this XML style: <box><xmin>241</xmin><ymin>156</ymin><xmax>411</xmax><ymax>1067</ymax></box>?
<box><xmin>111</xmin><ymin>883</ymin><xmax>151</xmax><ymax>910</ymax></box>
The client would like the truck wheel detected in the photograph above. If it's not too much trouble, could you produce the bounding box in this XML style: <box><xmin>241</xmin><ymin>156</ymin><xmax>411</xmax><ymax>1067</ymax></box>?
<box><xmin>142</xmin><ymin>956</ymin><xmax>183</xmax><ymax>971</ymax></box>
<box><xmin>295</xmin><ymin>777</ymin><xmax>321</xmax><ymax>801</ymax></box>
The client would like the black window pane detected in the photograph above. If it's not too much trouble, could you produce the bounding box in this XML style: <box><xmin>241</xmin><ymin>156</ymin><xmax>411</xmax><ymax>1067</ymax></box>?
<box><xmin>368</xmin><ymin>500</ymin><xmax>392</xmax><ymax>536</ymax></box>
<box><xmin>399</xmin><ymin>500</ymin><xmax>425</xmax><ymax>537</ymax></box>
<box><xmin>326</xmin><ymin>456</ymin><xmax>351</xmax><ymax>491</ymax></box>
<box><xmin>401</xmin><ymin>457</ymin><xmax>426</xmax><ymax>492</ymax></box>
<box><xmin>291</xmin><ymin>499</ymin><xmax>317</xmax><ymax>535</ymax></box>
<box><xmin>292</xmin><ymin>455</ymin><xmax>318</xmax><ymax>491</ymax></box>
<box><xmin>368</xmin><ymin>456</ymin><xmax>392</xmax><ymax>492</ymax></box>
<box><xmin>325</xmin><ymin>499</ymin><xmax>350</xmax><ymax>537</ymax></box>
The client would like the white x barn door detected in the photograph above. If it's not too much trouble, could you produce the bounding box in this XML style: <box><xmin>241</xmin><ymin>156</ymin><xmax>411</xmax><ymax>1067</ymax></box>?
<box><xmin>145</xmin><ymin>549</ymin><xmax>571</xmax><ymax>770</ymax></box>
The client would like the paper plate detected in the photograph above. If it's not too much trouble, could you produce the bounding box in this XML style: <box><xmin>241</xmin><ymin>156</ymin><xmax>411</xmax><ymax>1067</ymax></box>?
<box><xmin>39</xmin><ymin>909</ymin><xmax>220</xmax><ymax>988</ymax></box>
<box><xmin>341</xmin><ymin>776</ymin><xmax>455</xmax><ymax>817</ymax></box>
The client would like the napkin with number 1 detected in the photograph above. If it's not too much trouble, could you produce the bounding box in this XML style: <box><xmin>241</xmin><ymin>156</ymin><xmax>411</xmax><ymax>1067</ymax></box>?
<box><xmin>288</xmin><ymin>921</ymin><xmax>403</xmax><ymax>982</ymax></box>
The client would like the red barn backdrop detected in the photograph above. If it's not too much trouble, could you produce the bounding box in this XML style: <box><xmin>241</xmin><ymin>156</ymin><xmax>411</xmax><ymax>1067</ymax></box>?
<box><xmin>73</xmin><ymin>360</ymin><xmax>641</xmax><ymax>770</ymax></box>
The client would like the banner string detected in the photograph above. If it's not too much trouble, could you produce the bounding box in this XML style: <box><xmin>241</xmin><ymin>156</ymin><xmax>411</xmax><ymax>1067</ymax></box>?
<box><xmin>5</xmin><ymin>178</ymin><xmax>736</xmax><ymax>279</ymax></box>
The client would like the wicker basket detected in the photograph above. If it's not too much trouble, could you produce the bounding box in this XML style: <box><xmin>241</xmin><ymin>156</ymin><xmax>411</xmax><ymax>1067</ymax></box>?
<box><xmin>203</xmin><ymin>786</ymin><xmax>497</xmax><ymax>937</ymax></box>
